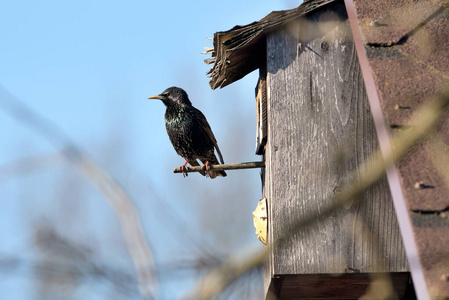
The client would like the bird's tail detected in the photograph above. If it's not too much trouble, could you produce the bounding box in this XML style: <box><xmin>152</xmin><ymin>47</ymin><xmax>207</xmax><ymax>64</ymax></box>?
<box><xmin>209</xmin><ymin>169</ymin><xmax>227</xmax><ymax>179</ymax></box>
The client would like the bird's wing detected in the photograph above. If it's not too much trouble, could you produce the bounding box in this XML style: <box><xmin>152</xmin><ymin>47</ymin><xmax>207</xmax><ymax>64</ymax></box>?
<box><xmin>197</xmin><ymin>110</ymin><xmax>225</xmax><ymax>165</ymax></box>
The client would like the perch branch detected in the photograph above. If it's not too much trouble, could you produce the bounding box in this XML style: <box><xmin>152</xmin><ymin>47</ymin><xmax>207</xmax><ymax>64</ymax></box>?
<box><xmin>173</xmin><ymin>161</ymin><xmax>265</xmax><ymax>174</ymax></box>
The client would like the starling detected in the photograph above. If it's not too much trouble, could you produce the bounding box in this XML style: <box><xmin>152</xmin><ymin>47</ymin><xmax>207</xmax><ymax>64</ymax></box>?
<box><xmin>148</xmin><ymin>87</ymin><xmax>227</xmax><ymax>179</ymax></box>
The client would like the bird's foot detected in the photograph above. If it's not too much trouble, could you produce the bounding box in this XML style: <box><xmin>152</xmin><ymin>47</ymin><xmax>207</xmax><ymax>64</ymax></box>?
<box><xmin>180</xmin><ymin>160</ymin><xmax>189</xmax><ymax>177</ymax></box>
<box><xmin>201</xmin><ymin>161</ymin><xmax>211</xmax><ymax>177</ymax></box>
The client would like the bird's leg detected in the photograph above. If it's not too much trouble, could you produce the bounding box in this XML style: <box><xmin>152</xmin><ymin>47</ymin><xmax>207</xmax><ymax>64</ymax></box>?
<box><xmin>201</xmin><ymin>161</ymin><xmax>211</xmax><ymax>177</ymax></box>
<box><xmin>180</xmin><ymin>160</ymin><xmax>189</xmax><ymax>177</ymax></box>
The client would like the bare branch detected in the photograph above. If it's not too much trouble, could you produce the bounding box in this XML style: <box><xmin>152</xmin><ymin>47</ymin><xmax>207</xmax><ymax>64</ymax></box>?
<box><xmin>0</xmin><ymin>85</ymin><xmax>157</xmax><ymax>299</ymax></box>
<box><xmin>173</xmin><ymin>161</ymin><xmax>264</xmax><ymax>174</ymax></box>
<box><xmin>0</xmin><ymin>151</ymin><xmax>65</xmax><ymax>182</ymax></box>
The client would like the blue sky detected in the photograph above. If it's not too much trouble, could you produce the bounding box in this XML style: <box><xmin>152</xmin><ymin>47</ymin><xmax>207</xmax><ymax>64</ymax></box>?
<box><xmin>0</xmin><ymin>0</ymin><xmax>299</xmax><ymax>298</ymax></box>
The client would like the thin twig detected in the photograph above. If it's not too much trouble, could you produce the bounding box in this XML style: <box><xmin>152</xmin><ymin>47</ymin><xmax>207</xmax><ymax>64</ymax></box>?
<box><xmin>74</xmin><ymin>153</ymin><xmax>157</xmax><ymax>299</ymax></box>
<box><xmin>0</xmin><ymin>85</ymin><xmax>157</xmax><ymax>300</ymax></box>
<box><xmin>173</xmin><ymin>161</ymin><xmax>265</xmax><ymax>174</ymax></box>
<box><xmin>0</xmin><ymin>151</ymin><xmax>65</xmax><ymax>182</ymax></box>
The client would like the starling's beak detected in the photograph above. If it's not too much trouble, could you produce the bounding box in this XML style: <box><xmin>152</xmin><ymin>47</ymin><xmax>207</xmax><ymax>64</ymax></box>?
<box><xmin>148</xmin><ymin>94</ymin><xmax>164</xmax><ymax>100</ymax></box>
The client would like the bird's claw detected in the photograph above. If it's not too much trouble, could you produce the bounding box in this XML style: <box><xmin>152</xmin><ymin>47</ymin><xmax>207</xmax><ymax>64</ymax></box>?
<box><xmin>180</xmin><ymin>160</ymin><xmax>190</xmax><ymax>177</ymax></box>
<box><xmin>180</xmin><ymin>165</ymin><xmax>189</xmax><ymax>177</ymax></box>
<box><xmin>201</xmin><ymin>161</ymin><xmax>211</xmax><ymax>177</ymax></box>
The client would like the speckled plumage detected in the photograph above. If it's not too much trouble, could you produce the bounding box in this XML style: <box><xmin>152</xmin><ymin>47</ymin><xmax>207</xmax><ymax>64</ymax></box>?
<box><xmin>149</xmin><ymin>87</ymin><xmax>226</xmax><ymax>178</ymax></box>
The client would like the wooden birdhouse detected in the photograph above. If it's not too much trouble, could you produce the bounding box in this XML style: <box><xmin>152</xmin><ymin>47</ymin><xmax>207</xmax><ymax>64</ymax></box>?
<box><xmin>205</xmin><ymin>0</ymin><xmax>449</xmax><ymax>299</ymax></box>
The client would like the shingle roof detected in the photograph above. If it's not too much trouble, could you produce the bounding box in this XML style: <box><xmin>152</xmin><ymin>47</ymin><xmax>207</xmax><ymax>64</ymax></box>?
<box><xmin>204</xmin><ymin>0</ymin><xmax>337</xmax><ymax>89</ymax></box>
<box><xmin>345</xmin><ymin>0</ymin><xmax>449</xmax><ymax>297</ymax></box>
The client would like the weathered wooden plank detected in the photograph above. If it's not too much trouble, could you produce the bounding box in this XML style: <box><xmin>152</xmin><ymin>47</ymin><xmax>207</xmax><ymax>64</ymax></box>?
<box><xmin>264</xmin><ymin>1</ymin><xmax>408</xmax><ymax>285</ymax></box>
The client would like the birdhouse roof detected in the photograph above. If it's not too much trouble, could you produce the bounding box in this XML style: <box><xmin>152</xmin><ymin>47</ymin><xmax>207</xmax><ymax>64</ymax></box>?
<box><xmin>204</xmin><ymin>0</ymin><xmax>336</xmax><ymax>89</ymax></box>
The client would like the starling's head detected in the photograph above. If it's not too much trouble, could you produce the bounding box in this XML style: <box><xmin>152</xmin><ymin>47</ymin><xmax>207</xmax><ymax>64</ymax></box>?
<box><xmin>148</xmin><ymin>86</ymin><xmax>192</xmax><ymax>107</ymax></box>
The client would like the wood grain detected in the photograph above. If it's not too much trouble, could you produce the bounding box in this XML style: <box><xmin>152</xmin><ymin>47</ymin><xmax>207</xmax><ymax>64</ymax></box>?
<box><xmin>264</xmin><ymin>2</ymin><xmax>408</xmax><ymax>283</ymax></box>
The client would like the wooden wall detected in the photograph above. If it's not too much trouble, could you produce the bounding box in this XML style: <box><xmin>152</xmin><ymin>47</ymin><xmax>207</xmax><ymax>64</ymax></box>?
<box><xmin>262</xmin><ymin>1</ymin><xmax>409</xmax><ymax>298</ymax></box>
